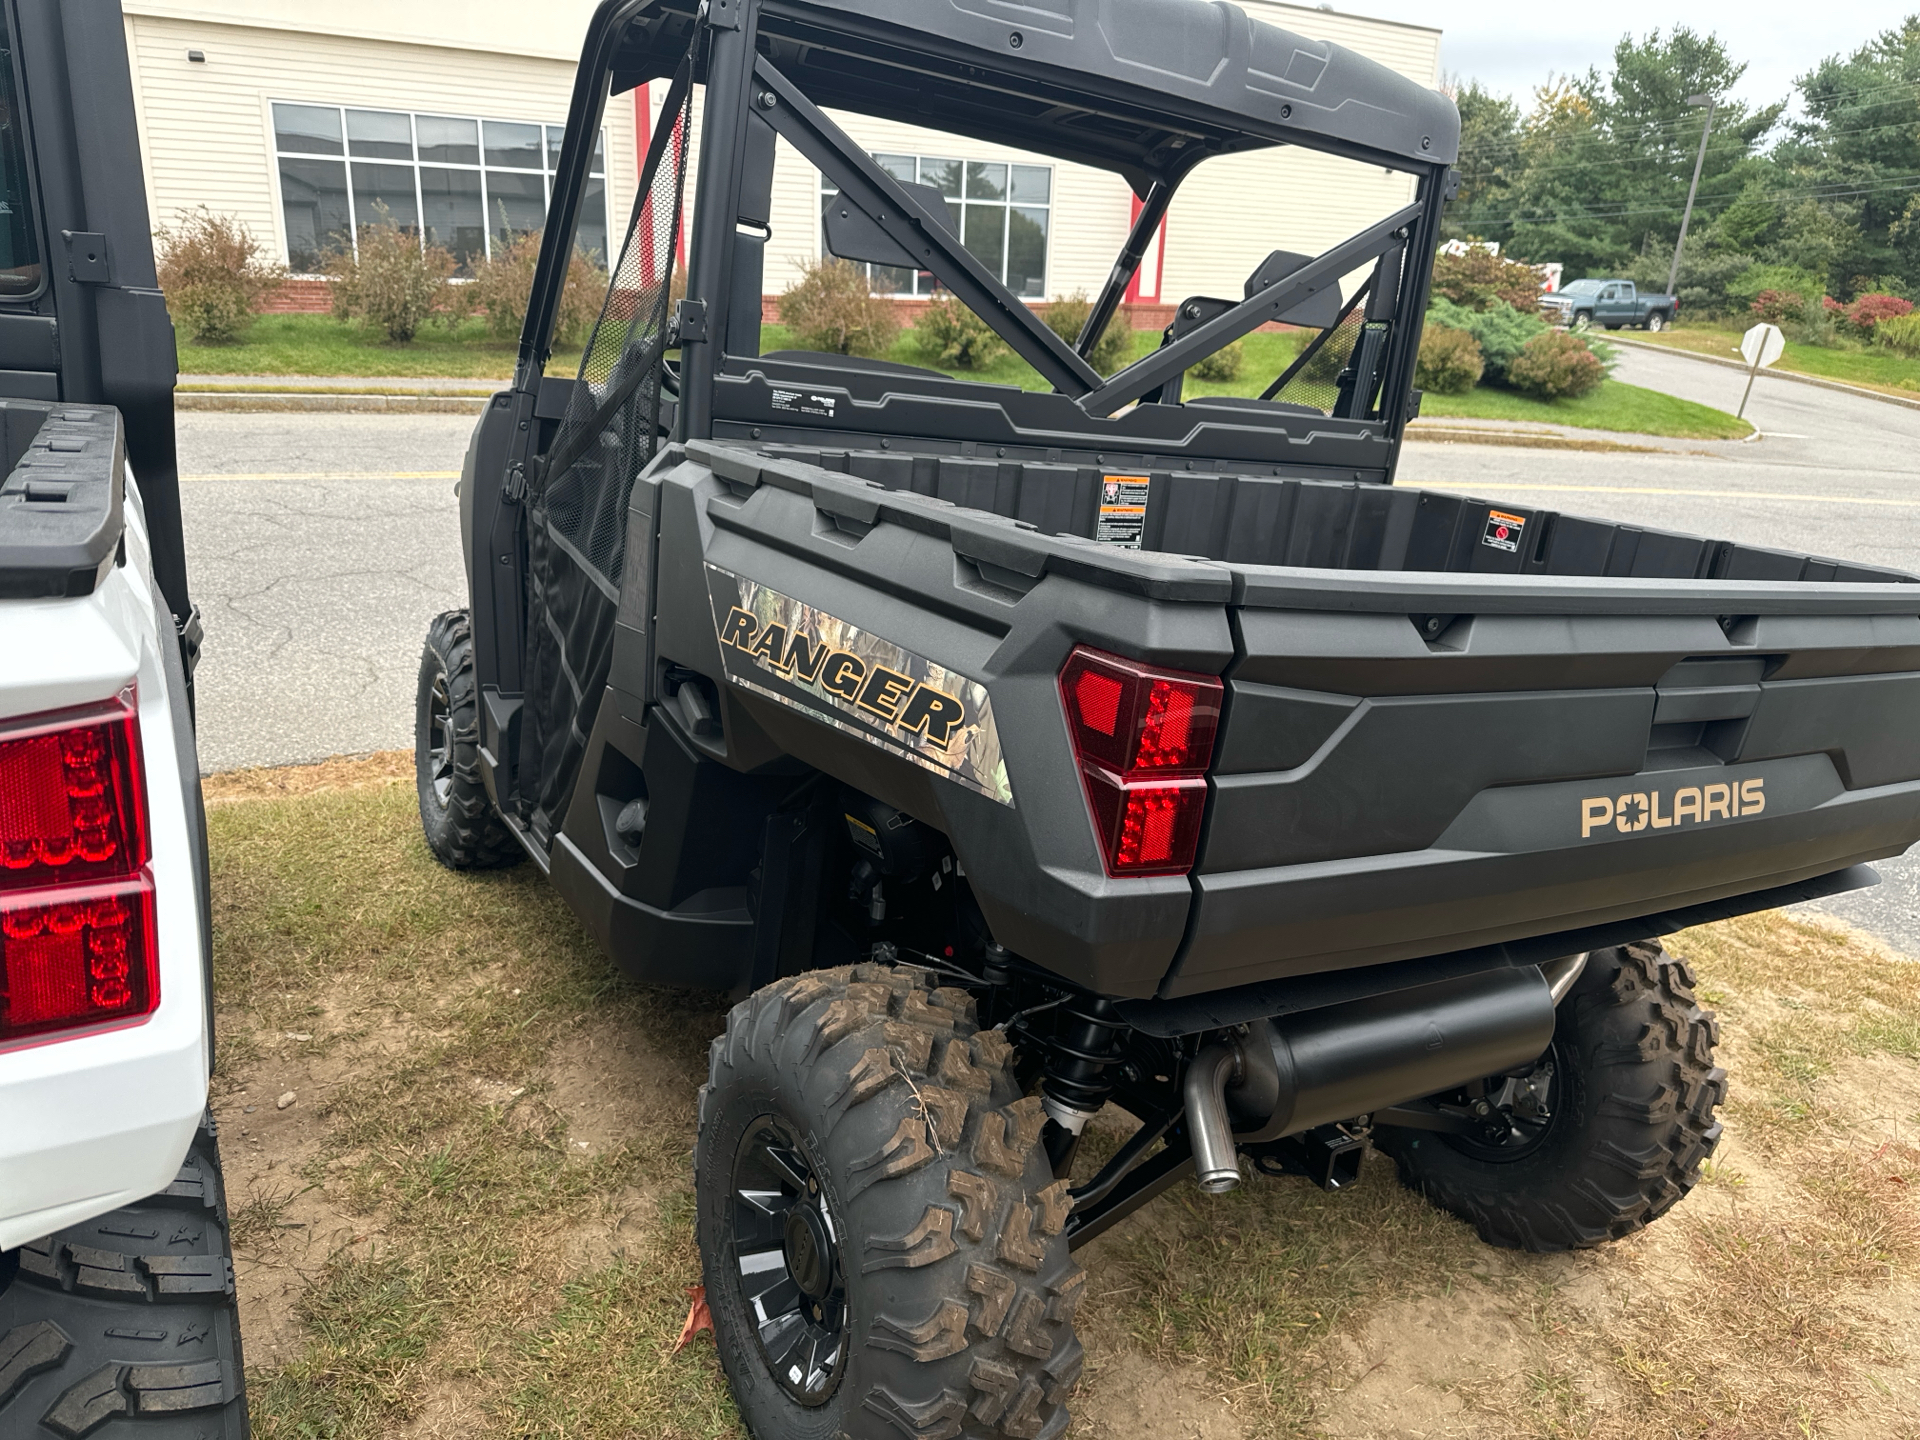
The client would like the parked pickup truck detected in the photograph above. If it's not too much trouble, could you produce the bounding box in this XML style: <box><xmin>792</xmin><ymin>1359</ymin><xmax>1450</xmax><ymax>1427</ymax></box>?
<box><xmin>1541</xmin><ymin>277</ymin><xmax>1678</xmax><ymax>331</ymax></box>
<box><xmin>0</xmin><ymin>2</ymin><xmax>249</xmax><ymax>1435</ymax></box>
<box><xmin>415</xmin><ymin>2</ymin><xmax>1920</xmax><ymax>1436</ymax></box>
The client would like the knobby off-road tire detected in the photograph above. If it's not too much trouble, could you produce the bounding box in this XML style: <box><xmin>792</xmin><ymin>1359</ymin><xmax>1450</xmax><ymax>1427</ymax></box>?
<box><xmin>697</xmin><ymin>965</ymin><xmax>1083</xmax><ymax>1440</ymax></box>
<box><xmin>0</xmin><ymin>1112</ymin><xmax>249</xmax><ymax>1437</ymax></box>
<box><xmin>1378</xmin><ymin>941</ymin><xmax>1726</xmax><ymax>1251</ymax></box>
<box><xmin>416</xmin><ymin>609</ymin><xmax>520</xmax><ymax>870</ymax></box>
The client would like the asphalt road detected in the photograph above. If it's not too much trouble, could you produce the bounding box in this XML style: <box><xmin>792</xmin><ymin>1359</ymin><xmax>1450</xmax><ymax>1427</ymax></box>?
<box><xmin>178</xmin><ymin>412</ymin><xmax>471</xmax><ymax>774</ymax></box>
<box><xmin>176</xmin><ymin>349</ymin><xmax>1919</xmax><ymax>952</ymax></box>
<box><xmin>1397</xmin><ymin>344</ymin><xmax>1920</xmax><ymax>569</ymax></box>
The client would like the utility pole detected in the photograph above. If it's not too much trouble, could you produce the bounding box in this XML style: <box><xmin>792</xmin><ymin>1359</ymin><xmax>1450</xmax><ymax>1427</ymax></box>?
<box><xmin>1666</xmin><ymin>93</ymin><xmax>1716</xmax><ymax>298</ymax></box>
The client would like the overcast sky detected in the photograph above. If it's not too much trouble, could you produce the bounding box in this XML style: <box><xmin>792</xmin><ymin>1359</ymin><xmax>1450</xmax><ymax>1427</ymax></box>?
<box><xmin>1339</xmin><ymin>0</ymin><xmax>1907</xmax><ymax>115</ymax></box>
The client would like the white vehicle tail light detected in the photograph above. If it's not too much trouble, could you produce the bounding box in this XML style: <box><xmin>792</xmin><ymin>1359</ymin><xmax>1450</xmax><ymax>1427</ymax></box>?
<box><xmin>0</xmin><ymin>691</ymin><xmax>157</xmax><ymax>1045</ymax></box>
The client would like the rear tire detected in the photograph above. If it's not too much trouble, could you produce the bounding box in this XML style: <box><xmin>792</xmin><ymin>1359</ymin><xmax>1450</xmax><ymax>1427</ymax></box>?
<box><xmin>697</xmin><ymin>964</ymin><xmax>1083</xmax><ymax>1439</ymax></box>
<box><xmin>1376</xmin><ymin>941</ymin><xmax>1725</xmax><ymax>1251</ymax></box>
<box><xmin>1646</xmin><ymin>312</ymin><xmax>1667</xmax><ymax>332</ymax></box>
<box><xmin>0</xmin><ymin>1112</ymin><xmax>250</xmax><ymax>1437</ymax></box>
<box><xmin>416</xmin><ymin>609</ymin><xmax>520</xmax><ymax>870</ymax></box>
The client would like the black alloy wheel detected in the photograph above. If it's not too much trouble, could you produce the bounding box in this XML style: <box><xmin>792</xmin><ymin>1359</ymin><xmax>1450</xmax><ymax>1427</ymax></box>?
<box><xmin>1376</xmin><ymin>941</ymin><xmax>1725</xmax><ymax>1252</ymax></box>
<box><xmin>1430</xmin><ymin>1045</ymin><xmax>1562</xmax><ymax>1163</ymax></box>
<box><xmin>415</xmin><ymin>609</ymin><xmax>521</xmax><ymax>869</ymax></box>
<box><xmin>425</xmin><ymin>669</ymin><xmax>456</xmax><ymax>809</ymax></box>
<box><xmin>730</xmin><ymin>1117</ymin><xmax>849</xmax><ymax>1405</ymax></box>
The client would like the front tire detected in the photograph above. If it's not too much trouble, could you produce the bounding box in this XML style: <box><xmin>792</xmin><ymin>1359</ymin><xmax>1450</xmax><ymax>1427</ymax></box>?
<box><xmin>1376</xmin><ymin>941</ymin><xmax>1725</xmax><ymax>1251</ymax></box>
<box><xmin>0</xmin><ymin>1113</ymin><xmax>250</xmax><ymax>1437</ymax></box>
<box><xmin>697</xmin><ymin>964</ymin><xmax>1083</xmax><ymax>1439</ymax></box>
<box><xmin>415</xmin><ymin>609</ymin><xmax>520</xmax><ymax>870</ymax></box>
<box><xmin>1571</xmin><ymin>310</ymin><xmax>1593</xmax><ymax>331</ymax></box>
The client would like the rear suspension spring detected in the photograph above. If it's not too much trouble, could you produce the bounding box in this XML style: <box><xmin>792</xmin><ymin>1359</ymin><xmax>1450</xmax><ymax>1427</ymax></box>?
<box><xmin>1037</xmin><ymin>996</ymin><xmax>1129</xmax><ymax>1173</ymax></box>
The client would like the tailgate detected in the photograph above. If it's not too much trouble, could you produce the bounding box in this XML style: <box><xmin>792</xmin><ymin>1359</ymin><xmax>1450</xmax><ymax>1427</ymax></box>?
<box><xmin>1170</xmin><ymin>566</ymin><xmax>1920</xmax><ymax>996</ymax></box>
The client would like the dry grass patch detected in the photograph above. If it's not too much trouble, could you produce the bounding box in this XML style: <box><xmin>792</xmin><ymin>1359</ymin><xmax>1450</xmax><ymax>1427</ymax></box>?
<box><xmin>210</xmin><ymin>778</ymin><xmax>737</xmax><ymax>1438</ymax></box>
<box><xmin>210</xmin><ymin>772</ymin><xmax>1920</xmax><ymax>1438</ymax></box>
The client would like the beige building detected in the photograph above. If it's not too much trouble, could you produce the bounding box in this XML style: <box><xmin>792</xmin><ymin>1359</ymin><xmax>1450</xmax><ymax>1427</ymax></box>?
<box><xmin>120</xmin><ymin>0</ymin><xmax>1440</xmax><ymax>321</ymax></box>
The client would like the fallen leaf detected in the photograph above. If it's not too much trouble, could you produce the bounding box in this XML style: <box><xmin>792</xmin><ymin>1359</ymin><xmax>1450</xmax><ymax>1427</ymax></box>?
<box><xmin>675</xmin><ymin>1284</ymin><xmax>713</xmax><ymax>1353</ymax></box>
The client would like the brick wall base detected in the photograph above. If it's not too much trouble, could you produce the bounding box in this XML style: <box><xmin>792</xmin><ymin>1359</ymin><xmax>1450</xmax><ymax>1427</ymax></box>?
<box><xmin>262</xmin><ymin>278</ymin><xmax>334</xmax><ymax>314</ymax></box>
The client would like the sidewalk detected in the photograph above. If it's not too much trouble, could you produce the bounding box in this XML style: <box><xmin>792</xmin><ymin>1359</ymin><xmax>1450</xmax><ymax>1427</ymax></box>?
<box><xmin>176</xmin><ymin>372</ymin><xmax>498</xmax><ymax>413</ymax></box>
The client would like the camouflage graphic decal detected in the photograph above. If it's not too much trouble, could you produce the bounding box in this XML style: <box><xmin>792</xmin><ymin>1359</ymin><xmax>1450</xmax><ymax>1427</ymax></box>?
<box><xmin>703</xmin><ymin>563</ymin><xmax>1013</xmax><ymax>806</ymax></box>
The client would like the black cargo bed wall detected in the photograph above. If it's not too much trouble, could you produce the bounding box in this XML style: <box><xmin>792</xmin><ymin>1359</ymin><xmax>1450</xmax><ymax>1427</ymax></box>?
<box><xmin>763</xmin><ymin>445</ymin><xmax>1914</xmax><ymax>585</ymax></box>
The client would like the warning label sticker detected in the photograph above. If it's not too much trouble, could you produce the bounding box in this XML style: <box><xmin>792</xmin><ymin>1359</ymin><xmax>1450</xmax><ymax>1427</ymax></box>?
<box><xmin>1482</xmin><ymin>508</ymin><xmax>1527</xmax><ymax>554</ymax></box>
<box><xmin>1096</xmin><ymin>475</ymin><xmax>1150</xmax><ymax>548</ymax></box>
<box><xmin>770</xmin><ymin>387</ymin><xmax>837</xmax><ymax>418</ymax></box>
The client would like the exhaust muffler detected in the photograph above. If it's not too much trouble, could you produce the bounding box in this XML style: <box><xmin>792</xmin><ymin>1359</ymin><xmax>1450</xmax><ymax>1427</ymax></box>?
<box><xmin>1185</xmin><ymin>964</ymin><xmax>1560</xmax><ymax>1192</ymax></box>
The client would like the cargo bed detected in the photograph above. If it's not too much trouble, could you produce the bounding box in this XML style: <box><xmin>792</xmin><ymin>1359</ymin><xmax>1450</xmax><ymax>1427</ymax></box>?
<box><xmin>631</xmin><ymin>439</ymin><xmax>1920</xmax><ymax>1000</ymax></box>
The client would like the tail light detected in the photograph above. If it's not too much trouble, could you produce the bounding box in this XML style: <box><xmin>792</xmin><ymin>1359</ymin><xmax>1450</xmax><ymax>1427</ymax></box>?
<box><xmin>0</xmin><ymin>691</ymin><xmax>157</xmax><ymax>1045</ymax></box>
<box><xmin>1059</xmin><ymin>648</ymin><xmax>1222</xmax><ymax>877</ymax></box>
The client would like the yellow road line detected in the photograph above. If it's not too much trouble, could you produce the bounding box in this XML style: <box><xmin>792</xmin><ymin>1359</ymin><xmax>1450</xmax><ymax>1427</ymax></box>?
<box><xmin>180</xmin><ymin>471</ymin><xmax>461</xmax><ymax>482</ymax></box>
<box><xmin>1426</xmin><ymin>479</ymin><xmax>1920</xmax><ymax>509</ymax></box>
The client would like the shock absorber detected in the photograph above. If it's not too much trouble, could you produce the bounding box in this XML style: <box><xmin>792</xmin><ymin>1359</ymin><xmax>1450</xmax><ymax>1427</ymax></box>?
<box><xmin>1039</xmin><ymin>996</ymin><xmax>1129</xmax><ymax>1176</ymax></box>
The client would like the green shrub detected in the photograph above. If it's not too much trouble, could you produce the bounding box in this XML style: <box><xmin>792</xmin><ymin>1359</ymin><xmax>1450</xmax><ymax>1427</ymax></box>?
<box><xmin>1414</xmin><ymin>324</ymin><xmax>1483</xmax><ymax>393</ymax></box>
<box><xmin>449</xmin><ymin>230</ymin><xmax>610</xmax><ymax>346</ymax></box>
<box><xmin>1507</xmin><ymin>328</ymin><xmax>1605</xmax><ymax>400</ymax></box>
<box><xmin>777</xmin><ymin>258</ymin><xmax>901</xmax><ymax>357</ymax></box>
<box><xmin>1430</xmin><ymin>247</ymin><xmax>1545</xmax><ymax>313</ymax></box>
<box><xmin>1189</xmin><ymin>339</ymin><xmax>1245</xmax><ymax>382</ymax></box>
<box><xmin>1874</xmin><ymin>312</ymin><xmax>1920</xmax><ymax>358</ymax></box>
<box><xmin>1790</xmin><ymin>294</ymin><xmax>1839</xmax><ymax>348</ymax></box>
<box><xmin>1040</xmin><ymin>291</ymin><xmax>1133</xmax><ymax>374</ymax></box>
<box><xmin>1728</xmin><ymin>263</ymin><xmax>1827</xmax><ymax>306</ymax></box>
<box><xmin>154</xmin><ymin>208</ymin><xmax>285</xmax><ymax>343</ymax></box>
<box><xmin>1426</xmin><ymin>297</ymin><xmax>1547</xmax><ymax>384</ymax></box>
<box><xmin>913</xmin><ymin>294</ymin><xmax>1007</xmax><ymax>369</ymax></box>
<box><xmin>325</xmin><ymin>205</ymin><xmax>454</xmax><ymax>343</ymax></box>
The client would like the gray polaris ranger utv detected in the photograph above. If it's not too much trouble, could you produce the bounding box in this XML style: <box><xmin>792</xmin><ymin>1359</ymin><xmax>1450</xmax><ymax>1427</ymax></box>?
<box><xmin>415</xmin><ymin>0</ymin><xmax>1920</xmax><ymax>1433</ymax></box>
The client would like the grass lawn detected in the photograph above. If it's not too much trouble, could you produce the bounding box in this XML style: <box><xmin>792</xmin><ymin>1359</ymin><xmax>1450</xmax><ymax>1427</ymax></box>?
<box><xmin>188</xmin><ymin>314</ymin><xmax>1748</xmax><ymax>439</ymax></box>
<box><xmin>1635</xmin><ymin>321</ymin><xmax>1920</xmax><ymax>398</ymax></box>
<box><xmin>179</xmin><ymin>314</ymin><xmax>583</xmax><ymax>380</ymax></box>
<box><xmin>209</xmin><ymin>756</ymin><xmax>1920</xmax><ymax>1440</ymax></box>
<box><xmin>1418</xmin><ymin>378</ymin><xmax>1753</xmax><ymax>439</ymax></box>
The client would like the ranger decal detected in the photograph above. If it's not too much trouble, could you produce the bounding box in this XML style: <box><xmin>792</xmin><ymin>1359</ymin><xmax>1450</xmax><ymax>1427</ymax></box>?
<box><xmin>703</xmin><ymin>563</ymin><xmax>1014</xmax><ymax>806</ymax></box>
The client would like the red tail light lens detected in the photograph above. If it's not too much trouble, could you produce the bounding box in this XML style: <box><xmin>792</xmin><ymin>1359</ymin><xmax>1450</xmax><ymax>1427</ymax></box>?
<box><xmin>0</xmin><ymin>692</ymin><xmax>157</xmax><ymax>1045</ymax></box>
<box><xmin>1</xmin><ymin>696</ymin><xmax>148</xmax><ymax>892</ymax></box>
<box><xmin>1</xmin><ymin>881</ymin><xmax>157</xmax><ymax>1041</ymax></box>
<box><xmin>1060</xmin><ymin>648</ymin><xmax>1223</xmax><ymax>877</ymax></box>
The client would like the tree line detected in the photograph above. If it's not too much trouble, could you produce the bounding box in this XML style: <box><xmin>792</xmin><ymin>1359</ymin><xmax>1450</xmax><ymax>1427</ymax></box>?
<box><xmin>1446</xmin><ymin>17</ymin><xmax>1920</xmax><ymax>313</ymax></box>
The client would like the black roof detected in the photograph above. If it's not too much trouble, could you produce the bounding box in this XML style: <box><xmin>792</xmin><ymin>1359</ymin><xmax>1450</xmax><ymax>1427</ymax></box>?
<box><xmin>614</xmin><ymin>0</ymin><xmax>1458</xmax><ymax>193</ymax></box>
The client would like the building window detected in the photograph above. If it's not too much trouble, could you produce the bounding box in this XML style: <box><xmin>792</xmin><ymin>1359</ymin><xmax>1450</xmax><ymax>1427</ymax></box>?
<box><xmin>822</xmin><ymin>154</ymin><xmax>1050</xmax><ymax>298</ymax></box>
<box><xmin>272</xmin><ymin>102</ymin><xmax>609</xmax><ymax>275</ymax></box>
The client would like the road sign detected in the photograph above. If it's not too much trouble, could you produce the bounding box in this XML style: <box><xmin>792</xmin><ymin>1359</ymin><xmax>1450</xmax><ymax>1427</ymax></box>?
<box><xmin>1735</xmin><ymin>322</ymin><xmax>1786</xmax><ymax>420</ymax></box>
<box><xmin>1740</xmin><ymin>323</ymin><xmax>1785</xmax><ymax>370</ymax></box>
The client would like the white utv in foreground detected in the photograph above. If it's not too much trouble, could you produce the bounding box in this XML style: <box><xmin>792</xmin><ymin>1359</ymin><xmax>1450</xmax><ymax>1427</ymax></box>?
<box><xmin>0</xmin><ymin>1</ymin><xmax>247</xmax><ymax>1435</ymax></box>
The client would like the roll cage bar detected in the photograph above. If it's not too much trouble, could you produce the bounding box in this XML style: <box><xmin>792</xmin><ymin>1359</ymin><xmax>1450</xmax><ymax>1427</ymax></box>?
<box><xmin>518</xmin><ymin>0</ymin><xmax>1455</xmax><ymax>444</ymax></box>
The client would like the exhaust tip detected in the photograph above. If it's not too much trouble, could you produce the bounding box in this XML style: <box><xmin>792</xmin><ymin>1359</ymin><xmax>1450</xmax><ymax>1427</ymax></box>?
<box><xmin>1197</xmin><ymin>1167</ymin><xmax>1242</xmax><ymax>1194</ymax></box>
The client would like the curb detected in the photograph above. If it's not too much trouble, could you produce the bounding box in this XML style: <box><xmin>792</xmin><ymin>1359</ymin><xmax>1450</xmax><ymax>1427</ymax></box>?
<box><xmin>176</xmin><ymin>392</ymin><xmax>488</xmax><ymax>414</ymax></box>
<box><xmin>1404</xmin><ymin>424</ymin><xmax>1670</xmax><ymax>455</ymax></box>
<box><xmin>1609</xmin><ymin>335</ymin><xmax>1920</xmax><ymax>413</ymax></box>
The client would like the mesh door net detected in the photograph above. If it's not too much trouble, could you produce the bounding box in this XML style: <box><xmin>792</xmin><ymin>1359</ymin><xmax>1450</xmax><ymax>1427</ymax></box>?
<box><xmin>518</xmin><ymin>57</ymin><xmax>693</xmax><ymax>846</ymax></box>
<box><xmin>1263</xmin><ymin>301</ymin><xmax>1366</xmax><ymax>414</ymax></box>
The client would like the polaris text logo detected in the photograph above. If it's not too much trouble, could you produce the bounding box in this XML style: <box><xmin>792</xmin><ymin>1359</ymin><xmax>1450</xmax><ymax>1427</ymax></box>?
<box><xmin>718</xmin><ymin>607</ymin><xmax>967</xmax><ymax>745</ymax></box>
<box><xmin>1580</xmin><ymin>778</ymin><xmax>1765</xmax><ymax>838</ymax></box>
